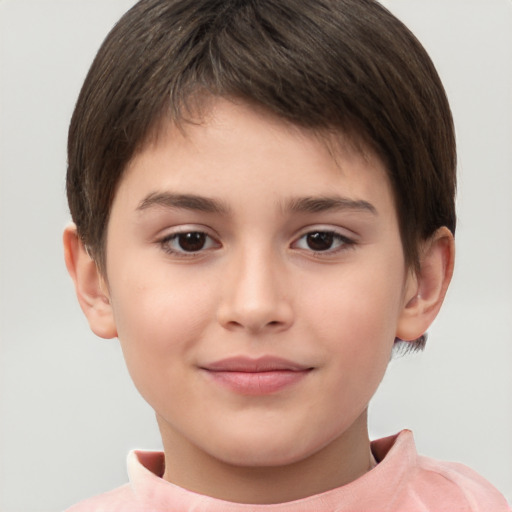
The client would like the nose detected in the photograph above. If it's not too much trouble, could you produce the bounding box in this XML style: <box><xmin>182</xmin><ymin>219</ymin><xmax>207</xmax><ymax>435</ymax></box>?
<box><xmin>216</xmin><ymin>246</ymin><xmax>294</xmax><ymax>334</ymax></box>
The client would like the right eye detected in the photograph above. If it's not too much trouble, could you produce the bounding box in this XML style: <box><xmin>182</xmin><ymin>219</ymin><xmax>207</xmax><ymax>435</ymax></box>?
<box><xmin>160</xmin><ymin>231</ymin><xmax>219</xmax><ymax>255</ymax></box>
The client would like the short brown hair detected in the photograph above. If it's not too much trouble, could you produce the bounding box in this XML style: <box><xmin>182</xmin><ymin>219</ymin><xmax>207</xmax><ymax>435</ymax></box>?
<box><xmin>67</xmin><ymin>0</ymin><xmax>456</xmax><ymax>274</ymax></box>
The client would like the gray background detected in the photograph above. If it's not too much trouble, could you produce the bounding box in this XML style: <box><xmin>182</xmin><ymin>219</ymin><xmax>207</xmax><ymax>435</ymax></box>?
<box><xmin>0</xmin><ymin>1</ymin><xmax>511</xmax><ymax>510</ymax></box>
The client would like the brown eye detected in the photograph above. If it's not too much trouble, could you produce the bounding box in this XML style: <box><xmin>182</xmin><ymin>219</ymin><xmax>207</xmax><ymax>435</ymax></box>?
<box><xmin>161</xmin><ymin>231</ymin><xmax>218</xmax><ymax>255</ymax></box>
<box><xmin>177</xmin><ymin>232</ymin><xmax>207</xmax><ymax>252</ymax></box>
<box><xmin>293</xmin><ymin>230</ymin><xmax>354</xmax><ymax>254</ymax></box>
<box><xmin>306</xmin><ymin>232</ymin><xmax>335</xmax><ymax>251</ymax></box>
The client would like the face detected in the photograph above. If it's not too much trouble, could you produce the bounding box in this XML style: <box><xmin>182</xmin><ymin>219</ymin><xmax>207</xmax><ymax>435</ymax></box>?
<box><xmin>103</xmin><ymin>98</ymin><xmax>415</xmax><ymax>470</ymax></box>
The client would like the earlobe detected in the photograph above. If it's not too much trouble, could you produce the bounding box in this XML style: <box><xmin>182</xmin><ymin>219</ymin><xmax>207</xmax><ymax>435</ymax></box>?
<box><xmin>63</xmin><ymin>224</ymin><xmax>118</xmax><ymax>339</ymax></box>
<box><xmin>396</xmin><ymin>227</ymin><xmax>455</xmax><ymax>342</ymax></box>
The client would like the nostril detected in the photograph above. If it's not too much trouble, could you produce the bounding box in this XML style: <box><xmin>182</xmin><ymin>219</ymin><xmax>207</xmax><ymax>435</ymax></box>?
<box><xmin>216</xmin><ymin>286</ymin><xmax>294</xmax><ymax>333</ymax></box>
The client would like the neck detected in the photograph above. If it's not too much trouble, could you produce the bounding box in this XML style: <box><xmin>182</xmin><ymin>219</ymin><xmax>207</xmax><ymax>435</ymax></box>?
<box><xmin>157</xmin><ymin>411</ymin><xmax>374</xmax><ymax>504</ymax></box>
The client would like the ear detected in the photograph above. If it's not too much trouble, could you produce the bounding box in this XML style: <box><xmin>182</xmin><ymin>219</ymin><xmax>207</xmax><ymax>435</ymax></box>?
<box><xmin>63</xmin><ymin>224</ymin><xmax>117</xmax><ymax>339</ymax></box>
<box><xmin>396</xmin><ymin>227</ymin><xmax>455</xmax><ymax>342</ymax></box>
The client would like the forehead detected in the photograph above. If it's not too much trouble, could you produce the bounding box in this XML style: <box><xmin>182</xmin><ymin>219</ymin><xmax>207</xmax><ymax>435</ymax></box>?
<box><xmin>114</xmin><ymin>98</ymin><xmax>395</xmax><ymax>220</ymax></box>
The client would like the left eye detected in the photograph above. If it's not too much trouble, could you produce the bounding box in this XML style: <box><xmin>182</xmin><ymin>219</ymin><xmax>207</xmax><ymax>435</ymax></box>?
<box><xmin>294</xmin><ymin>231</ymin><xmax>352</xmax><ymax>252</ymax></box>
<box><xmin>161</xmin><ymin>231</ymin><xmax>218</xmax><ymax>254</ymax></box>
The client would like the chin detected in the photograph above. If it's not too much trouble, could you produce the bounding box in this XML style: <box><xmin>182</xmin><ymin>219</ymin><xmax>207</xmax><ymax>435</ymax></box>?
<box><xmin>215</xmin><ymin>447</ymin><xmax>305</xmax><ymax>468</ymax></box>
<box><xmin>205</xmin><ymin>430</ymin><xmax>326</xmax><ymax>468</ymax></box>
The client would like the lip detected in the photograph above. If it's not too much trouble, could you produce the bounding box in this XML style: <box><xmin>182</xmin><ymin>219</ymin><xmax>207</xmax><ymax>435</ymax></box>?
<box><xmin>200</xmin><ymin>356</ymin><xmax>313</xmax><ymax>395</ymax></box>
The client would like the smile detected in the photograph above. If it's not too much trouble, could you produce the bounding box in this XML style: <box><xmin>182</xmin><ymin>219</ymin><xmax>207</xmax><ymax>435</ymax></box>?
<box><xmin>200</xmin><ymin>356</ymin><xmax>314</xmax><ymax>395</ymax></box>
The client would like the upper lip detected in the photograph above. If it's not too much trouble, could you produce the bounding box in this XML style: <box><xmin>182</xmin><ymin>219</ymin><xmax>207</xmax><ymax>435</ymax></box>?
<box><xmin>201</xmin><ymin>356</ymin><xmax>312</xmax><ymax>373</ymax></box>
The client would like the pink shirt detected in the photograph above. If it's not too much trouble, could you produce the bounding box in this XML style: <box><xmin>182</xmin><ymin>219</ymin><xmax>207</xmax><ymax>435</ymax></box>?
<box><xmin>65</xmin><ymin>430</ymin><xmax>510</xmax><ymax>511</ymax></box>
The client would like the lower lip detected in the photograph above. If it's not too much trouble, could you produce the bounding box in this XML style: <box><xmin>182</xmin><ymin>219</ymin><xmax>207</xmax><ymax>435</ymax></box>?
<box><xmin>203</xmin><ymin>369</ymin><xmax>311</xmax><ymax>395</ymax></box>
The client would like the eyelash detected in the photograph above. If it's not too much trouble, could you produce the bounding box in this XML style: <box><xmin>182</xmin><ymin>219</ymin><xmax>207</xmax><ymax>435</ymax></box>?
<box><xmin>159</xmin><ymin>230</ymin><xmax>220</xmax><ymax>257</ymax></box>
<box><xmin>157</xmin><ymin>229</ymin><xmax>356</xmax><ymax>258</ymax></box>
<box><xmin>292</xmin><ymin>230</ymin><xmax>356</xmax><ymax>256</ymax></box>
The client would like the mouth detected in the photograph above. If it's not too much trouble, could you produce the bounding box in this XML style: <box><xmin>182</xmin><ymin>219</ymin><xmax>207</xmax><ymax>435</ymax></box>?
<box><xmin>199</xmin><ymin>356</ymin><xmax>314</xmax><ymax>395</ymax></box>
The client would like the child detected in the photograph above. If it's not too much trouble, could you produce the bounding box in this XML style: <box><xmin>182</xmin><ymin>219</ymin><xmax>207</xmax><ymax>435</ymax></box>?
<box><xmin>63</xmin><ymin>0</ymin><xmax>511</xmax><ymax>510</ymax></box>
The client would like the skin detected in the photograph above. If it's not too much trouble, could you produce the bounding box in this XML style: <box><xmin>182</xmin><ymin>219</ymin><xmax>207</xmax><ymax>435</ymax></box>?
<box><xmin>64</xmin><ymin>98</ymin><xmax>454</xmax><ymax>504</ymax></box>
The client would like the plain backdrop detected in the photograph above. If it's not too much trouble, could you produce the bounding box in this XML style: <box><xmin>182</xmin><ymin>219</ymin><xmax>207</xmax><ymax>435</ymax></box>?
<box><xmin>0</xmin><ymin>1</ymin><xmax>511</xmax><ymax>510</ymax></box>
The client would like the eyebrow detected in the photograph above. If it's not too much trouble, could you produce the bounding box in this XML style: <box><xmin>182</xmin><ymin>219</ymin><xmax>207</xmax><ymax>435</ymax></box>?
<box><xmin>136</xmin><ymin>192</ymin><xmax>377</xmax><ymax>216</ymax></box>
<box><xmin>137</xmin><ymin>192</ymin><xmax>230</xmax><ymax>214</ymax></box>
<box><xmin>284</xmin><ymin>196</ymin><xmax>378</xmax><ymax>215</ymax></box>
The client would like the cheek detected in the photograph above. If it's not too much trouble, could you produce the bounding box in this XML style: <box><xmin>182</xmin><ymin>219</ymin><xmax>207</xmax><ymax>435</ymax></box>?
<box><xmin>304</xmin><ymin>267</ymin><xmax>403</xmax><ymax>338</ymax></box>
<box><xmin>300</xmin><ymin>263</ymin><xmax>404</xmax><ymax>384</ymax></box>
<box><xmin>108</xmin><ymin>266</ymin><xmax>217</xmax><ymax>380</ymax></box>
<box><xmin>112</xmin><ymin>258</ymin><xmax>213</xmax><ymax>329</ymax></box>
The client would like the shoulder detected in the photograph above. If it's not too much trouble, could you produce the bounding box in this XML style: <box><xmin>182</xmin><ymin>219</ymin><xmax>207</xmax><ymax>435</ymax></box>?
<box><xmin>63</xmin><ymin>450</ymin><xmax>168</xmax><ymax>512</ymax></box>
<box><xmin>64</xmin><ymin>484</ymin><xmax>136</xmax><ymax>512</ymax></box>
<box><xmin>404</xmin><ymin>454</ymin><xmax>511</xmax><ymax>511</ymax></box>
<box><xmin>371</xmin><ymin>431</ymin><xmax>510</xmax><ymax>512</ymax></box>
